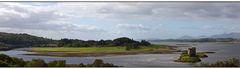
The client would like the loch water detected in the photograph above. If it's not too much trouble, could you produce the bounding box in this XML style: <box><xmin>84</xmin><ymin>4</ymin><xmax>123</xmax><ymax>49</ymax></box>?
<box><xmin>1</xmin><ymin>42</ymin><xmax>240</xmax><ymax>67</ymax></box>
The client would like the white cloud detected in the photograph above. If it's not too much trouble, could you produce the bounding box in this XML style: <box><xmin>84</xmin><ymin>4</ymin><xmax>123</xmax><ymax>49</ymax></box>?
<box><xmin>116</xmin><ymin>24</ymin><xmax>151</xmax><ymax>31</ymax></box>
<box><xmin>1</xmin><ymin>2</ymin><xmax>240</xmax><ymax>39</ymax></box>
<box><xmin>53</xmin><ymin>2</ymin><xmax>240</xmax><ymax>21</ymax></box>
<box><xmin>0</xmin><ymin>2</ymin><xmax>104</xmax><ymax>32</ymax></box>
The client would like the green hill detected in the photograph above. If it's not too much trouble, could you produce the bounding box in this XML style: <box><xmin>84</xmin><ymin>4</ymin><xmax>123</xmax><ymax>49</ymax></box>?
<box><xmin>0</xmin><ymin>32</ymin><xmax>55</xmax><ymax>47</ymax></box>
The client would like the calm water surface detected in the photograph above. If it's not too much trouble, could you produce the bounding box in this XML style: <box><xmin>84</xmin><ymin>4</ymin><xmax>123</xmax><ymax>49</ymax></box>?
<box><xmin>1</xmin><ymin>42</ymin><xmax>240</xmax><ymax>67</ymax></box>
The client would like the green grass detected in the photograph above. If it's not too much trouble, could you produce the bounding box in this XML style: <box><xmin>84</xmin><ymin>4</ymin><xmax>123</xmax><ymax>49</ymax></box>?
<box><xmin>175</xmin><ymin>52</ymin><xmax>206</xmax><ymax>63</ymax></box>
<box><xmin>30</xmin><ymin>45</ymin><xmax>173</xmax><ymax>53</ymax></box>
<box><xmin>31</xmin><ymin>47</ymin><xmax>126</xmax><ymax>53</ymax></box>
<box><xmin>175</xmin><ymin>54</ymin><xmax>201</xmax><ymax>63</ymax></box>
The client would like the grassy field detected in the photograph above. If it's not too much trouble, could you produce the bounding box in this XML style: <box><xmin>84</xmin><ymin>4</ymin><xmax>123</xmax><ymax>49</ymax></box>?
<box><xmin>30</xmin><ymin>45</ymin><xmax>171</xmax><ymax>53</ymax></box>
<box><xmin>26</xmin><ymin>44</ymin><xmax>177</xmax><ymax>57</ymax></box>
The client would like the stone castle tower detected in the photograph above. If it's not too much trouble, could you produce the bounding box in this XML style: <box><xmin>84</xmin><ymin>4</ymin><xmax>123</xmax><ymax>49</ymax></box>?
<box><xmin>188</xmin><ymin>47</ymin><xmax>196</xmax><ymax>57</ymax></box>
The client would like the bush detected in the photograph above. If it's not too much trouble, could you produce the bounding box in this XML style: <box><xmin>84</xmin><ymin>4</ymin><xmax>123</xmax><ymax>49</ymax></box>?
<box><xmin>26</xmin><ymin>59</ymin><xmax>47</xmax><ymax>67</ymax></box>
<box><xmin>0</xmin><ymin>54</ymin><xmax>13</xmax><ymax>63</ymax></box>
<box><xmin>81</xmin><ymin>59</ymin><xmax>118</xmax><ymax>67</ymax></box>
<box><xmin>177</xmin><ymin>56</ymin><xmax>201</xmax><ymax>62</ymax></box>
<box><xmin>125</xmin><ymin>46</ymin><xmax>131</xmax><ymax>51</ymax></box>
<box><xmin>175</xmin><ymin>52</ymin><xmax>201</xmax><ymax>63</ymax></box>
<box><xmin>10</xmin><ymin>57</ymin><xmax>26</xmax><ymax>67</ymax></box>
<box><xmin>200</xmin><ymin>58</ymin><xmax>240</xmax><ymax>67</ymax></box>
<box><xmin>92</xmin><ymin>59</ymin><xmax>104</xmax><ymax>67</ymax></box>
<box><xmin>0</xmin><ymin>61</ymin><xmax>9</xmax><ymax>67</ymax></box>
<box><xmin>0</xmin><ymin>54</ymin><xmax>27</xmax><ymax>67</ymax></box>
<box><xmin>79</xmin><ymin>63</ymin><xmax>85</xmax><ymax>67</ymax></box>
<box><xmin>48</xmin><ymin>60</ymin><xmax>66</xmax><ymax>67</ymax></box>
<box><xmin>0</xmin><ymin>54</ymin><xmax>119</xmax><ymax>67</ymax></box>
<box><xmin>140</xmin><ymin>40</ymin><xmax>151</xmax><ymax>46</ymax></box>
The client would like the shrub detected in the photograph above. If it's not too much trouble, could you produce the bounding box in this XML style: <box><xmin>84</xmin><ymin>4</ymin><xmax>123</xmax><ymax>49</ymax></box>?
<box><xmin>10</xmin><ymin>57</ymin><xmax>26</xmax><ymax>67</ymax></box>
<box><xmin>0</xmin><ymin>54</ymin><xmax>13</xmax><ymax>63</ymax></box>
<box><xmin>92</xmin><ymin>59</ymin><xmax>104</xmax><ymax>67</ymax></box>
<box><xmin>125</xmin><ymin>46</ymin><xmax>131</xmax><ymax>51</ymax></box>
<box><xmin>79</xmin><ymin>63</ymin><xmax>85</xmax><ymax>67</ymax></box>
<box><xmin>200</xmin><ymin>58</ymin><xmax>240</xmax><ymax>67</ymax></box>
<box><xmin>0</xmin><ymin>61</ymin><xmax>9</xmax><ymax>67</ymax></box>
<box><xmin>175</xmin><ymin>52</ymin><xmax>201</xmax><ymax>63</ymax></box>
<box><xmin>25</xmin><ymin>59</ymin><xmax>47</xmax><ymax>67</ymax></box>
<box><xmin>83</xmin><ymin>59</ymin><xmax>118</xmax><ymax>67</ymax></box>
<box><xmin>140</xmin><ymin>40</ymin><xmax>151</xmax><ymax>46</ymax></box>
<box><xmin>48</xmin><ymin>60</ymin><xmax>66</xmax><ymax>67</ymax></box>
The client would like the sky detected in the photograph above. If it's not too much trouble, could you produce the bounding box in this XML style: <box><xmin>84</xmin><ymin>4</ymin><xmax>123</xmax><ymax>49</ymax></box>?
<box><xmin>0</xmin><ymin>2</ymin><xmax>240</xmax><ymax>40</ymax></box>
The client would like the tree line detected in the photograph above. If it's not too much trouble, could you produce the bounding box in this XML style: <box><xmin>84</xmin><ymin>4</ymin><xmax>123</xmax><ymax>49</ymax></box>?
<box><xmin>57</xmin><ymin>37</ymin><xmax>151</xmax><ymax>47</ymax></box>
<box><xmin>57</xmin><ymin>37</ymin><xmax>151</xmax><ymax>50</ymax></box>
<box><xmin>0</xmin><ymin>32</ymin><xmax>151</xmax><ymax>50</ymax></box>
<box><xmin>0</xmin><ymin>54</ymin><xmax>119</xmax><ymax>67</ymax></box>
<box><xmin>0</xmin><ymin>32</ymin><xmax>56</xmax><ymax>47</ymax></box>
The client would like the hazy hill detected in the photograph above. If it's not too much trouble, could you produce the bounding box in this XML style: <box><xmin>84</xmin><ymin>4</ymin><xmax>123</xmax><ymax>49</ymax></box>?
<box><xmin>148</xmin><ymin>32</ymin><xmax>240</xmax><ymax>42</ymax></box>
<box><xmin>210</xmin><ymin>32</ymin><xmax>240</xmax><ymax>39</ymax></box>
<box><xmin>177</xmin><ymin>32</ymin><xmax>240</xmax><ymax>39</ymax></box>
<box><xmin>178</xmin><ymin>35</ymin><xmax>196</xmax><ymax>39</ymax></box>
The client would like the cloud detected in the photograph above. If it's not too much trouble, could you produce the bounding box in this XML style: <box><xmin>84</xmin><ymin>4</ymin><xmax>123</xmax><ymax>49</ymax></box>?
<box><xmin>1</xmin><ymin>2</ymin><xmax>240</xmax><ymax>40</ymax></box>
<box><xmin>116</xmin><ymin>24</ymin><xmax>151</xmax><ymax>31</ymax></box>
<box><xmin>0</xmin><ymin>3</ymin><xmax>104</xmax><ymax>32</ymax></box>
<box><xmin>52</xmin><ymin>2</ymin><xmax>240</xmax><ymax>21</ymax></box>
<box><xmin>0</xmin><ymin>3</ymin><xmax>62</xmax><ymax>30</ymax></box>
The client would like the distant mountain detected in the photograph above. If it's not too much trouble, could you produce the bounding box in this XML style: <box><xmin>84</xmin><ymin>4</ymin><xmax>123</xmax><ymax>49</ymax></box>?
<box><xmin>148</xmin><ymin>32</ymin><xmax>240</xmax><ymax>42</ymax></box>
<box><xmin>177</xmin><ymin>32</ymin><xmax>240</xmax><ymax>39</ymax></box>
<box><xmin>198</xmin><ymin>35</ymin><xmax>207</xmax><ymax>38</ymax></box>
<box><xmin>210</xmin><ymin>32</ymin><xmax>240</xmax><ymax>39</ymax></box>
<box><xmin>178</xmin><ymin>35</ymin><xmax>196</xmax><ymax>39</ymax></box>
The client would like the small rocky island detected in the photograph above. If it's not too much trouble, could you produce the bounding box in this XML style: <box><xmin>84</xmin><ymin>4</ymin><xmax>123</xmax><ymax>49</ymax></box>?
<box><xmin>175</xmin><ymin>47</ymin><xmax>208</xmax><ymax>63</ymax></box>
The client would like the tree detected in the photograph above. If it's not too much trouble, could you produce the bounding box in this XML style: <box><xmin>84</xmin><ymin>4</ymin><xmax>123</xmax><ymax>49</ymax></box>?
<box><xmin>113</xmin><ymin>37</ymin><xmax>135</xmax><ymax>46</ymax></box>
<box><xmin>0</xmin><ymin>54</ymin><xmax>13</xmax><ymax>64</ymax></box>
<box><xmin>98</xmin><ymin>40</ymin><xmax>106</xmax><ymax>47</ymax></box>
<box><xmin>26</xmin><ymin>59</ymin><xmax>47</xmax><ymax>67</ymax></box>
<box><xmin>132</xmin><ymin>43</ymin><xmax>140</xmax><ymax>49</ymax></box>
<box><xmin>0</xmin><ymin>61</ymin><xmax>9</xmax><ymax>67</ymax></box>
<box><xmin>58</xmin><ymin>38</ymin><xmax>71</xmax><ymax>47</ymax></box>
<box><xmin>105</xmin><ymin>40</ymin><xmax>113</xmax><ymax>46</ymax></box>
<box><xmin>140</xmin><ymin>40</ymin><xmax>151</xmax><ymax>46</ymax></box>
<box><xmin>92</xmin><ymin>59</ymin><xmax>104</xmax><ymax>67</ymax></box>
<box><xmin>10</xmin><ymin>57</ymin><xmax>26</xmax><ymax>67</ymax></box>
<box><xmin>0</xmin><ymin>54</ymin><xmax>26</xmax><ymax>67</ymax></box>
<box><xmin>79</xmin><ymin>63</ymin><xmax>85</xmax><ymax>67</ymax></box>
<box><xmin>48</xmin><ymin>60</ymin><xmax>66</xmax><ymax>67</ymax></box>
<box><xmin>125</xmin><ymin>46</ymin><xmax>131</xmax><ymax>51</ymax></box>
<box><xmin>0</xmin><ymin>32</ymin><xmax>54</xmax><ymax>47</ymax></box>
<box><xmin>125</xmin><ymin>43</ymin><xmax>140</xmax><ymax>50</ymax></box>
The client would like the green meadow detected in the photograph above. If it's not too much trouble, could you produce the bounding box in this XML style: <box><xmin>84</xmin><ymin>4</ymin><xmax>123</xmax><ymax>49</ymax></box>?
<box><xmin>26</xmin><ymin>44</ymin><xmax>177</xmax><ymax>57</ymax></box>
<box><xmin>30</xmin><ymin>44</ymin><xmax>173</xmax><ymax>53</ymax></box>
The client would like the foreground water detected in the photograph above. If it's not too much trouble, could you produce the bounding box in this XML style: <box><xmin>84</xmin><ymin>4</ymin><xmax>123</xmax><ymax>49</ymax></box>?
<box><xmin>1</xmin><ymin>42</ymin><xmax>240</xmax><ymax>67</ymax></box>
